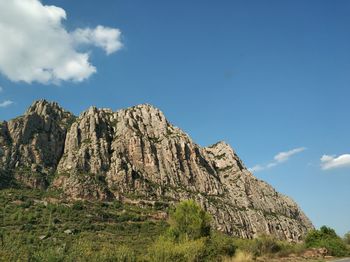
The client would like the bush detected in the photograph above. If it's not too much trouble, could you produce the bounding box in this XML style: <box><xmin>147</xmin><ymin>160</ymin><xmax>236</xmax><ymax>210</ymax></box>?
<box><xmin>254</xmin><ymin>234</ymin><xmax>282</xmax><ymax>255</ymax></box>
<box><xmin>112</xmin><ymin>200</ymin><xmax>122</xmax><ymax>209</ymax></box>
<box><xmin>275</xmin><ymin>241</ymin><xmax>306</xmax><ymax>257</ymax></box>
<box><xmin>147</xmin><ymin>236</ymin><xmax>206</xmax><ymax>262</ymax></box>
<box><xmin>233</xmin><ymin>234</ymin><xmax>307</xmax><ymax>258</ymax></box>
<box><xmin>344</xmin><ymin>231</ymin><xmax>350</xmax><ymax>245</ymax></box>
<box><xmin>72</xmin><ymin>201</ymin><xmax>84</xmax><ymax>211</ymax></box>
<box><xmin>204</xmin><ymin>232</ymin><xmax>236</xmax><ymax>259</ymax></box>
<box><xmin>234</xmin><ymin>235</ymin><xmax>281</xmax><ymax>257</ymax></box>
<box><xmin>305</xmin><ymin>226</ymin><xmax>349</xmax><ymax>257</ymax></box>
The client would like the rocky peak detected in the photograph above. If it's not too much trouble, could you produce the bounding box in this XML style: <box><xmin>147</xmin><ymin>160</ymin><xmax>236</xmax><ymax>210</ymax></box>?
<box><xmin>116</xmin><ymin>104</ymin><xmax>169</xmax><ymax>137</ymax></box>
<box><xmin>205</xmin><ymin>141</ymin><xmax>245</xmax><ymax>175</ymax></box>
<box><xmin>25</xmin><ymin>99</ymin><xmax>69</xmax><ymax>119</ymax></box>
<box><xmin>1</xmin><ymin>100</ymin><xmax>314</xmax><ymax>241</ymax></box>
<box><xmin>1</xmin><ymin>100</ymin><xmax>75</xmax><ymax>178</ymax></box>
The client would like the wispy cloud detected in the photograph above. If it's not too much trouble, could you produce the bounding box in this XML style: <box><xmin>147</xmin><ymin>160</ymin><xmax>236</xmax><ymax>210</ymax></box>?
<box><xmin>274</xmin><ymin>147</ymin><xmax>306</xmax><ymax>163</ymax></box>
<box><xmin>249</xmin><ymin>165</ymin><xmax>264</xmax><ymax>173</ymax></box>
<box><xmin>321</xmin><ymin>154</ymin><xmax>350</xmax><ymax>170</ymax></box>
<box><xmin>249</xmin><ymin>147</ymin><xmax>306</xmax><ymax>173</ymax></box>
<box><xmin>0</xmin><ymin>100</ymin><xmax>14</xmax><ymax>108</ymax></box>
<box><xmin>0</xmin><ymin>86</ymin><xmax>3</xmax><ymax>92</ymax></box>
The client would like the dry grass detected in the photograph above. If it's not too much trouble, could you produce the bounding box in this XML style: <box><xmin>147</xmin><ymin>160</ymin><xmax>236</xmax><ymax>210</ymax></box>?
<box><xmin>223</xmin><ymin>250</ymin><xmax>254</xmax><ymax>262</ymax></box>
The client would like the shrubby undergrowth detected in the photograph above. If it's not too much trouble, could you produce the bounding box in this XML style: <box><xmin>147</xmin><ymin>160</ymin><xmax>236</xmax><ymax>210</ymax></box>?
<box><xmin>0</xmin><ymin>189</ymin><xmax>349</xmax><ymax>261</ymax></box>
<box><xmin>305</xmin><ymin>226</ymin><xmax>349</xmax><ymax>257</ymax></box>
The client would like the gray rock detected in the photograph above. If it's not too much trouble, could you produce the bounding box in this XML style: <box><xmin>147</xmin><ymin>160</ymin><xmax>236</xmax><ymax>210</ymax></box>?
<box><xmin>0</xmin><ymin>100</ymin><xmax>75</xmax><ymax>188</ymax></box>
<box><xmin>0</xmin><ymin>100</ymin><xmax>314</xmax><ymax>241</ymax></box>
<box><xmin>64</xmin><ymin>229</ymin><xmax>72</xmax><ymax>234</ymax></box>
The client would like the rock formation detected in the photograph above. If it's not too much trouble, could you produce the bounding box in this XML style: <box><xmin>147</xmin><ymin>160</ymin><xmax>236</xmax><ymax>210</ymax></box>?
<box><xmin>0</xmin><ymin>100</ymin><xmax>313</xmax><ymax>241</ymax></box>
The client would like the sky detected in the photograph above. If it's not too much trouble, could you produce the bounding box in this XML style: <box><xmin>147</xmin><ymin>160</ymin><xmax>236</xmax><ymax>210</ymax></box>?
<box><xmin>0</xmin><ymin>0</ymin><xmax>349</xmax><ymax>236</ymax></box>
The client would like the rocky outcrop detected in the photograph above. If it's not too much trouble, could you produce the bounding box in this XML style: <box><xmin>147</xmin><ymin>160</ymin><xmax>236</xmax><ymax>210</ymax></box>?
<box><xmin>0</xmin><ymin>100</ymin><xmax>314</xmax><ymax>241</ymax></box>
<box><xmin>0</xmin><ymin>100</ymin><xmax>75</xmax><ymax>187</ymax></box>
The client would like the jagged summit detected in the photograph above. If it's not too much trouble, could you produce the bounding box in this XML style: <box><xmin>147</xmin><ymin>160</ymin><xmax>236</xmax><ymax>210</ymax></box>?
<box><xmin>0</xmin><ymin>100</ymin><xmax>313</xmax><ymax>241</ymax></box>
<box><xmin>208</xmin><ymin>140</ymin><xmax>230</xmax><ymax>148</ymax></box>
<box><xmin>25</xmin><ymin>99</ymin><xmax>66</xmax><ymax>116</ymax></box>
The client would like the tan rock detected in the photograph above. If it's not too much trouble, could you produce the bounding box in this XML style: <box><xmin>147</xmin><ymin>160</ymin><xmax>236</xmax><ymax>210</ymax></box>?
<box><xmin>0</xmin><ymin>100</ymin><xmax>314</xmax><ymax>241</ymax></box>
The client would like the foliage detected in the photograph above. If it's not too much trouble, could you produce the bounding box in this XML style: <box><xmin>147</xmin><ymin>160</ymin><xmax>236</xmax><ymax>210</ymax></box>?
<box><xmin>305</xmin><ymin>226</ymin><xmax>349</xmax><ymax>257</ymax></box>
<box><xmin>204</xmin><ymin>232</ymin><xmax>236</xmax><ymax>259</ymax></box>
<box><xmin>147</xmin><ymin>236</ymin><xmax>206</xmax><ymax>262</ymax></box>
<box><xmin>148</xmin><ymin>200</ymin><xmax>238</xmax><ymax>261</ymax></box>
<box><xmin>234</xmin><ymin>235</ymin><xmax>279</xmax><ymax>257</ymax></box>
<box><xmin>344</xmin><ymin>231</ymin><xmax>350</xmax><ymax>245</ymax></box>
<box><xmin>0</xmin><ymin>189</ymin><xmax>347</xmax><ymax>261</ymax></box>
<box><xmin>0</xmin><ymin>188</ymin><xmax>167</xmax><ymax>261</ymax></box>
<box><xmin>234</xmin><ymin>234</ymin><xmax>307</xmax><ymax>259</ymax></box>
<box><xmin>167</xmin><ymin>199</ymin><xmax>211</xmax><ymax>241</ymax></box>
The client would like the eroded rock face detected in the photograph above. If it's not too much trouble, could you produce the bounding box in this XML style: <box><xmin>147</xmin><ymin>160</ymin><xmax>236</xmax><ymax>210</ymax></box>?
<box><xmin>0</xmin><ymin>100</ymin><xmax>75</xmax><ymax>188</ymax></box>
<box><xmin>0</xmin><ymin>100</ymin><xmax>314</xmax><ymax>241</ymax></box>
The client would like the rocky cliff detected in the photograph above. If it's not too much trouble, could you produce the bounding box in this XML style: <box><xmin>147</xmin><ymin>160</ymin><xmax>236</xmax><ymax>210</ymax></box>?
<box><xmin>0</xmin><ymin>100</ymin><xmax>313</xmax><ymax>241</ymax></box>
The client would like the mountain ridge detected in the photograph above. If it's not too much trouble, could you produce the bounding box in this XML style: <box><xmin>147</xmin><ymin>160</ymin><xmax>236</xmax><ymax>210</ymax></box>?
<box><xmin>0</xmin><ymin>99</ymin><xmax>313</xmax><ymax>241</ymax></box>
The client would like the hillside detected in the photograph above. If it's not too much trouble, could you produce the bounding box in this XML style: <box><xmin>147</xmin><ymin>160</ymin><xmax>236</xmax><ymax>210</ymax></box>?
<box><xmin>0</xmin><ymin>100</ymin><xmax>313</xmax><ymax>241</ymax></box>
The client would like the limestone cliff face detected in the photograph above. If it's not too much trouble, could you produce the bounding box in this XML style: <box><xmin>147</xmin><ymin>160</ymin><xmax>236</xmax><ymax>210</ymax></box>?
<box><xmin>0</xmin><ymin>100</ymin><xmax>313</xmax><ymax>241</ymax></box>
<box><xmin>0</xmin><ymin>100</ymin><xmax>75</xmax><ymax>188</ymax></box>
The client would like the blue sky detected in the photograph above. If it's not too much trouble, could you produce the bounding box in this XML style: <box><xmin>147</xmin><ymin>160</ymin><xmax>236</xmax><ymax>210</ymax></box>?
<box><xmin>0</xmin><ymin>0</ymin><xmax>349</xmax><ymax>236</ymax></box>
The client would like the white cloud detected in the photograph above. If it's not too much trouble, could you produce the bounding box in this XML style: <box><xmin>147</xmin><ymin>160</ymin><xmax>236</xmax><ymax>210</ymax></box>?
<box><xmin>274</xmin><ymin>147</ymin><xmax>306</xmax><ymax>163</ymax></box>
<box><xmin>72</xmin><ymin>26</ymin><xmax>122</xmax><ymax>55</ymax></box>
<box><xmin>0</xmin><ymin>100</ymin><xmax>14</xmax><ymax>108</ymax></box>
<box><xmin>249</xmin><ymin>165</ymin><xmax>264</xmax><ymax>173</ymax></box>
<box><xmin>321</xmin><ymin>154</ymin><xmax>350</xmax><ymax>170</ymax></box>
<box><xmin>0</xmin><ymin>0</ymin><xmax>122</xmax><ymax>84</ymax></box>
<box><xmin>248</xmin><ymin>147</ymin><xmax>306</xmax><ymax>173</ymax></box>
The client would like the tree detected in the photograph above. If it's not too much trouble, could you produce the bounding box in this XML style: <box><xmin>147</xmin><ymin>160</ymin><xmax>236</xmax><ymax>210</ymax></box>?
<box><xmin>305</xmin><ymin>226</ymin><xmax>349</xmax><ymax>257</ymax></box>
<box><xmin>148</xmin><ymin>200</ymin><xmax>237</xmax><ymax>260</ymax></box>
<box><xmin>168</xmin><ymin>200</ymin><xmax>212</xmax><ymax>241</ymax></box>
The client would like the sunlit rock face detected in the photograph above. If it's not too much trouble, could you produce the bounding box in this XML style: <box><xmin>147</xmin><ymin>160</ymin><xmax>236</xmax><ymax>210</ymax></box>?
<box><xmin>0</xmin><ymin>100</ymin><xmax>313</xmax><ymax>241</ymax></box>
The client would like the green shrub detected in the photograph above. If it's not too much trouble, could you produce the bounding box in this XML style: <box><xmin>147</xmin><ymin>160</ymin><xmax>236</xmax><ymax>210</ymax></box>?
<box><xmin>254</xmin><ymin>234</ymin><xmax>282</xmax><ymax>255</ymax></box>
<box><xmin>344</xmin><ymin>231</ymin><xmax>350</xmax><ymax>245</ymax></box>
<box><xmin>275</xmin><ymin>241</ymin><xmax>306</xmax><ymax>257</ymax></box>
<box><xmin>148</xmin><ymin>236</ymin><xmax>206</xmax><ymax>262</ymax></box>
<box><xmin>234</xmin><ymin>235</ymin><xmax>298</xmax><ymax>257</ymax></box>
<box><xmin>116</xmin><ymin>212</ymin><xmax>142</xmax><ymax>222</ymax></box>
<box><xmin>204</xmin><ymin>232</ymin><xmax>236</xmax><ymax>259</ymax></box>
<box><xmin>112</xmin><ymin>200</ymin><xmax>122</xmax><ymax>209</ymax></box>
<box><xmin>305</xmin><ymin>226</ymin><xmax>349</xmax><ymax>257</ymax></box>
<box><xmin>234</xmin><ymin>237</ymin><xmax>262</xmax><ymax>257</ymax></box>
<box><xmin>154</xmin><ymin>201</ymin><xmax>168</xmax><ymax>210</ymax></box>
<box><xmin>72</xmin><ymin>201</ymin><xmax>84</xmax><ymax>211</ymax></box>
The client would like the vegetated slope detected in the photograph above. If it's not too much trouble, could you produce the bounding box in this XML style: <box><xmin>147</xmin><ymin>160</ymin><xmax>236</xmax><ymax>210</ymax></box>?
<box><xmin>0</xmin><ymin>188</ymin><xmax>168</xmax><ymax>260</ymax></box>
<box><xmin>0</xmin><ymin>100</ymin><xmax>313</xmax><ymax>241</ymax></box>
